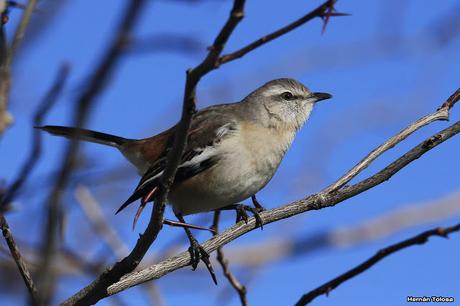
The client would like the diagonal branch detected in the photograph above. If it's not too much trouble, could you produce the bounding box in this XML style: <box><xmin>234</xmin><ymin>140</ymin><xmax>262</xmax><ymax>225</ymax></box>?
<box><xmin>0</xmin><ymin>215</ymin><xmax>40</xmax><ymax>305</ymax></box>
<box><xmin>105</xmin><ymin>88</ymin><xmax>460</xmax><ymax>295</ymax></box>
<box><xmin>323</xmin><ymin>87</ymin><xmax>459</xmax><ymax>193</ymax></box>
<box><xmin>295</xmin><ymin>222</ymin><xmax>460</xmax><ymax>305</ymax></box>
<box><xmin>74</xmin><ymin>185</ymin><xmax>166</xmax><ymax>306</ymax></box>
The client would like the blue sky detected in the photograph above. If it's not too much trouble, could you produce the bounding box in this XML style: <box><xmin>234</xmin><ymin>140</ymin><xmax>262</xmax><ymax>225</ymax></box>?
<box><xmin>1</xmin><ymin>0</ymin><xmax>459</xmax><ymax>305</ymax></box>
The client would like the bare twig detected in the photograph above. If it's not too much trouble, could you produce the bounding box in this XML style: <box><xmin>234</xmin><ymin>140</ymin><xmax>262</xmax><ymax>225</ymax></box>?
<box><xmin>0</xmin><ymin>64</ymin><xmax>69</xmax><ymax>306</ymax></box>
<box><xmin>8</xmin><ymin>0</ymin><xmax>38</xmax><ymax>65</ymax></box>
<box><xmin>127</xmin><ymin>34</ymin><xmax>204</xmax><ymax>55</ymax></box>
<box><xmin>0</xmin><ymin>215</ymin><xmax>40</xmax><ymax>305</ymax></box>
<box><xmin>212</xmin><ymin>211</ymin><xmax>248</xmax><ymax>306</ymax></box>
<box><xmin>0</xmin><ymin>0</ymin><xmax>38</xmax><ymax>136</ymax></box>
<box><xmin>323</xmin><ymin>88</ymin><xmax>459</xmax><ymax>193</ymax></box>
<box><xmin>218</xmin><ymin>0</ymin><xmax>345</xmax><ymax>65</ymax></box>
<box><xmin>295</xmin><ymin>222</ymin><xmax>460</xmax><ymax>305</ymax></box>
<box><xmin>74</xmin><ymin>185</ymin><xmax>166</xmax><ymax>306</ymax></box>
<box><xmin>74</xmin><ymin>185</ymin><xmax>129</xmax><ymax>258</ymax></box>
<box><xmin>0</xmin><ymin>64</ymin><xmax>70</xmax><ymax>210</ymax></box>
<box><xmin>37</xmin><ymin>1</ymin><xmax>147</xmax><ymax>304</ymax></box>
<box><xmin>105</xmin><ymin>89</ymin><xmax>460</xmax><ymax>295</ymax></box>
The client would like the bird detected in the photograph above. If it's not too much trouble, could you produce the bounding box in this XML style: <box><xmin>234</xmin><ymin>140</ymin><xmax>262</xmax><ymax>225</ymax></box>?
<box><xmin>38</xmin><ymin>78</ymin><xmax>331</xmax><ymax>284</ymax></box>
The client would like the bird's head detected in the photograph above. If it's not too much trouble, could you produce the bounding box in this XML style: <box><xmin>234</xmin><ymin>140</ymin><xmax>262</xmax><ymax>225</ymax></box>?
<box><xmin>245</xmin><ymin>78</ymin><xmax>332</xmax><ymax>130</ymax></box>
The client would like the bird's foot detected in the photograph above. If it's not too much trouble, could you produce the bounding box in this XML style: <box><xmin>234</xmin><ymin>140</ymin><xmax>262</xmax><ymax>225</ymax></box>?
<box><xmin>233</xmin><ymin>204</ymin><xmax>264</xmax><ymax>229</ymax></box>
<box><xmin>251</xmin><ymin>194</ymin><xmax>266</xmax><ymax>213</ymax></box>
<box><xmin>188</xmin><ymin>237</ymin><xmax>217</xmax><ymax>284</ymax></box>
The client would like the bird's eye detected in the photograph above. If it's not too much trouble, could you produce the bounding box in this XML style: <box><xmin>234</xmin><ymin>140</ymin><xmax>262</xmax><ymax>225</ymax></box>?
<box><xmin>281</xmin><ymin>92</ymin><xmax>295</xmax><ymax>100</ymax></box>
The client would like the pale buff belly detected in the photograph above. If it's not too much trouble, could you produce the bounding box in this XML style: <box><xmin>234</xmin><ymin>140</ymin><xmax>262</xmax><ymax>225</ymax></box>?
<box><xmin>168</xmin><ymin>125</ymin><xmax>293</xmax><ymax>216</ymax></box>
<box><xmin>168</xmin><ymin>150</ymin><xmax>275</xmax><ymax>215</ymax></box>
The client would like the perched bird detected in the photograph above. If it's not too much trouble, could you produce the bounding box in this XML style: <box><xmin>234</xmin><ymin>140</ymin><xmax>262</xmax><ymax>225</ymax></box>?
<box><xmin>38</xmin><ymin>78</ymin><xmax>331</xmax><ymax>283</ymax></box>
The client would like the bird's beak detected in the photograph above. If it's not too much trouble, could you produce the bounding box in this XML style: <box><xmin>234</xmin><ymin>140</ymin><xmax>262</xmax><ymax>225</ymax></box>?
<box><xmin>313</xmin><ymin>92</ymin><xmax>332</xmax><ymax>103</ymax></box>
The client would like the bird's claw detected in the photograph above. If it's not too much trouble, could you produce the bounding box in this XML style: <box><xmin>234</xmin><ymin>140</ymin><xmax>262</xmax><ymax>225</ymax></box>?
<box><xmin>234</xmin><ymin>204</ymin><xmax>264</xmax><ymax>230</ymax></box>
<box><xmin>188</xmin><ymin>238</ymin><xmax>217</xmax><ymax>284</ymax></box>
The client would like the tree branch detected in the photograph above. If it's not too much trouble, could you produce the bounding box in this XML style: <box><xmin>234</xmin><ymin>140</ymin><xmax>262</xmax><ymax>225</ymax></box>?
<box><xmin>218</xmin><ymin>0</ymin><xmax>344</xmax><ymax>65</ymax></box>
<box><xmin>0</xmin><ymin>0</ymin><xmax>38</xmax><ymax>136</ymax></box>
<box><xmin>0</xmin><ymin>215</ymin><xmax>40</xmax><ymax>305</ymax></box>
<box><xmin>37</xmin><ymin>1</ymin><xmax>147</xmax><ymax>304</ymax></box>
<box><xmin>105</xmin><ymin>88</ymin><xmax>460</xmax><ymax>295</ymax></box>
<box><xmin>74</xmin><ymin>185</ymin><xmax>166</xmax><ymax>306</ymax></box>
<box><xmin>8</xmin><ymin>0</ymin><xmax>38</xmax><ymax>65</ymax></box>
<box><xmin>0</xmin><ymin>63</ymin><xmax>69</xmax><ymax>306</ymax></box>
<box><xmin>295</xmin><ymin>222</ymin><xmax>460</xmax><ymax>305</ymax></box>
<box><xmin>212</xmin><ymin>211</ymin><xmax>249</xmax><ymax>306</ymax></box>
<box><xmin>0</xmin><ymin>64</ymin><xmax>70</xmax><ymax>210</ymax></box>
<box><xmin>323</xmin><ymin>87</ymin><xmax>459</xmax><ymax>193</ymax></box>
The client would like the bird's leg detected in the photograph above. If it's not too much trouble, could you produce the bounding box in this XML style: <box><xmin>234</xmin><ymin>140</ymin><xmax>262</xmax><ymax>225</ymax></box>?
<box><xmin>175</xmin><ymin>213</ymin><xmax>217</xmax><ymax>285</ymax></box>
<box><xmin>219</xmin><ymin>203</ymin><xmax>264</xmax><ymax>229</ymax></box>
<box><xmin>251</xmin><ymin>194</ymin><xmax>266</xmax><ymax>212</ymax></box>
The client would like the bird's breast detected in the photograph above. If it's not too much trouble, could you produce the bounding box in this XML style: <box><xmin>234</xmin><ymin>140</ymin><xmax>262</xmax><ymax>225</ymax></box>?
<box><xmin>169</xmin><ymin>123</ymin><xmax>295</xmax><ymax>215</ymax></box>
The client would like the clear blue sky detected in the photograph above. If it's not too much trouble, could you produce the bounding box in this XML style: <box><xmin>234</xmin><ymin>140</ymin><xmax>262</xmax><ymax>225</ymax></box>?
<box><xmin>1</xmin><ymin>0</ymin><xmax>459</xmax><ymax>305</ymax></box>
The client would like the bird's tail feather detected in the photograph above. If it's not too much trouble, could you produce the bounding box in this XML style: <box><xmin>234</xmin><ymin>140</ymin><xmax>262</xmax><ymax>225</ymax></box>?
<box><xmin>37</xmin><ymin>125</ymin><xmax>133</xmax><ymax>148</ymax></box>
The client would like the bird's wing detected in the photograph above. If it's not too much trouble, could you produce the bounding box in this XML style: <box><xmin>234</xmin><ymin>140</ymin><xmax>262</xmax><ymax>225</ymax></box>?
<box><xmin>116</xmin><ymin>107</ymin><xmax>238</xmax><ymax>214</ymax></box>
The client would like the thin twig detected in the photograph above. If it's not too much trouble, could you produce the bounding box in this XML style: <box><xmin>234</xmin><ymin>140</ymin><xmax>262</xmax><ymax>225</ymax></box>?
<box><xmin>0</xmin><ymin>0</ymin><xmax>38</xmax><ymax>136</ymax></box>
<box><xmin>0</xmin><ymin>10</ymin><xmax>11</xmax><ymax>136</ymax></box>
<box><xmin>295</xmin><ymin>222</ymin><xmax>460</xmax><ymax>305</ymax></box>
<box><xmin>105</xmin><ymin>89</ymin><xmax>460</xmax><ymax>295</ymax></box>
<box><xmin>74</xmin><ymin>185</ymin><xmax>167</xmax><ymax>306</ymax></box>
<box><xmin>37</xmin><ymin>1</ymin><xmax>147</xmax><ymax>304</ymax></box>
<box><xmin>74</xmin><ymin>185</ymin><xmax>129</xmax><ymax>258</ymax></box>
<box><xmin>0</xmin><ymin>64</ymin><xmax>69</xmax><ymax>306</ymax></box>
<box><xmin>0</xmin><ymin>64</ymin><xmax>70</xmax><ymax>210</ymax></box>
<box><xmin>218</xmin><ymin>0</ymin><xmax>345</xmax><ymax>65</ymax></box>
<box><xmin>8</xmin><ymin>0</ymin><xmax>38</xmax><ymax>65</ymax></box>
<box><xmin>323</xmin><ymin>87</ymin><xmax>459</xmax><ymax>193</ymax></box>
<box><xmin>212</xmin><ymin>211</ymin><xmax>249</xmax><ymax>306</ymax></box>
<box><xmin>0</xmin><ymin>215</ymin><xmax>40</xmax><ymax>305</ymax></box>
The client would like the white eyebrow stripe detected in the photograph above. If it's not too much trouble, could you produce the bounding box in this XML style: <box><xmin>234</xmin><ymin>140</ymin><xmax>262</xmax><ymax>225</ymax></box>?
<box><xmin>261</xmin><ymin>86</ymin><xmax>288</xmax><ymax>97</ymax></box>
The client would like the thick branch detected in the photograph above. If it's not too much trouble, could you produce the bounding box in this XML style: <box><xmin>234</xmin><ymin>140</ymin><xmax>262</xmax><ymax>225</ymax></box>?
<box><xmin>295</xmin><ymin>222</ymin><xmax>460</xmax><ymax>305</ymax></box>
<box><xmin>106</xmin><ymin>90</ymin><xmax>460</xmax><ymax>294</ymax></box>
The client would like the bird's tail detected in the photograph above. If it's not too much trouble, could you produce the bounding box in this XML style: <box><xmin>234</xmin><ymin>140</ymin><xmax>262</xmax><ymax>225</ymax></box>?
<box><xmin>37</xmin><ymin>125</ymin><xmax>133</xmax><ymax>148</ymax></box>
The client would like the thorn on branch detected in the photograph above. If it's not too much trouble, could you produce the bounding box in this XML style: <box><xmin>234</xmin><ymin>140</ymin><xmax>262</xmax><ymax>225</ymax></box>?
<box><xmin>436</xmin><ymin>227</ymin><xmax>448</xmax><ymax>238</ymax></box>
<box><xmin>319</xmin><ymin>0</ymin><xmax>350</xmax><ymax>34</ymax></box>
